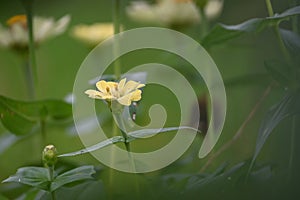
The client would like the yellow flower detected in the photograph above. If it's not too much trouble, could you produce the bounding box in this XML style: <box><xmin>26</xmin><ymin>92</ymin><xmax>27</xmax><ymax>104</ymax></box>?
<box><xmin>85</xmin><ymin>78</ymin><xmax>145</xmax><ymax>106</ymax></box>
<box><xmin>71</xmin><ymin>23</ymin><xmax>115</xmax><ymax>46</ymax></box>
<box><xmin>126</xmin><ymin>0</ymin><xmax>200</xmax><ymax>28</ymax></box>
<box><xmin>0</xmin><ymin>14</ymin><xmax>71</xmax><ymax>49</ymax></box>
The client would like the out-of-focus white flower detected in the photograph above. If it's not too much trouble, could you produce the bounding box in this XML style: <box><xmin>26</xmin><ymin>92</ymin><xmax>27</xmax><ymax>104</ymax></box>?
<box><xmin>127</xmin><ymin>0</ymin><xmax>224</xmax><ymax>27</ymax></box>
<box><xmin>0</xmin><ymin>15</ymin><xmax>71</xmax><ymax>49</ymax></box>
<box><xmin>204</xmin><ymin>0</ymin><xmax>223</xmax><ymax>20</ymax></box>
<box><xmin>71</xmin><ymin>23</ymin><xmax>115</xmax><ymax>46</ymax></box>
<box><xmin>127</xmin><ymin>0</ymin><xmax>200</xmax><ymax>28</ymax></box>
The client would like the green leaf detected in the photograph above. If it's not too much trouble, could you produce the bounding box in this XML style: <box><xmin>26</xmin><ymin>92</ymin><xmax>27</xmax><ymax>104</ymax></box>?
<box><xmin>0</xmin><ymin>95</ymin><xmax>72</xmax><ymax>135</ymax></box>
<box><xmin>264</xmin><ymin>60</ymin><xmax>294</xmax><ymax>87</ymax></box>
<box><xmin>51</xmin><ymin>166</ymin><xmax>96</xmax><ymax>191</ymax></box>
<box><xmin>54</xmin><ymin>180</ymin><xmax>105</xmax><ymax>200</ymax></box>
<box><xmin>2</xmin><ymin>167</ymin><xmax>50</xmax><ymax>191</ymax></box>
<box><xmin>59</xmin><ymin>126</ymin><xmax>199</xmax><ymax>157</ymax></box>
<box><xmin>250</xmin><ymin>91</ymin><xmax>300</xmax><ymax>170</ymax></box>
<box><xmin>202</xmin><ymin>6</ymin><xmax>300</xmax><ymax>46</ymax></box>
<box><xmin>127</xmin><ymin>126</ymin><xmax>200</xmax><ymax>142</ymax></box>
<box><xmin>58</xmin><ymin>136</ymin><xmax>125</xmax><ymax>157</ymax></box>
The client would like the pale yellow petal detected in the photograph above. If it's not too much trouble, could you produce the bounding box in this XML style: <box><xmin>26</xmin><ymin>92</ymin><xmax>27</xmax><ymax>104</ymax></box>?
<box><xmin>130</xmin><ymin>90</ymin><xmax>142</xmax><ymax>101</ymax></box>
<box><xmin>118</xmin><ymin>78</ymin><xmax>126</xmax><ymax>91</ymax></box>
<box><xmin>85</xmin><ymin>89</ymin><xmax>104</xmax><ymax>99</ymax></box>
<box><xmin>122</xmin><ymin>80</ymin><xmax>141</xmax><ymax>94</ymax></box>
<box><xmin>117</xmin><ymin>93</ymin><xmax>132</xmax><ymax>106</ymax></box>
<box><xmin>96</xmin><ymin>80</ymin><xmax>109</xmax><ymax>93</ymax></box>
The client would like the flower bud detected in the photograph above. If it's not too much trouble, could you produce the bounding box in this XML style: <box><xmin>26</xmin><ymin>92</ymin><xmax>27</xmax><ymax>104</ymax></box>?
<box><xmin>42</xmin><ymin>144</ymin><xmax>57</xmax><ymax>167</ymax></box>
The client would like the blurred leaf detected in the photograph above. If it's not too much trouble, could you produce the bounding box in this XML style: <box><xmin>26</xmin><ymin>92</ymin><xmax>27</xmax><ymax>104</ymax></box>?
<box><xmin>51</xmin><ymin>166</ymin><xmax>95</xmax><ymax>191</ymax></box>
<box><xmin>280</xmin><ymin>28</ymin><xmax>300</xmax><ymax>57</ymax></box>
<box><xmin>0</xmin><ymin>95</ymin><xmax>72</xmax><ymax>135</ymax></box>
<box><xmin>16</xmin><ymin>188</ymin><xmax>46</xmax><ymax>200</ymax></box>
<box><xmin>0</xmin><ymin>194</ymin><xmax>9</xmax><ymax>200</ymax></box>
<box><xmin>248</xmin><ymin>165</ymin><xmax>273</xmax><ymax>183</ymax></box>
<box><xmin>0</xmin><ymin>132</ymin><xmax>21</xmax><ymax>155</ymax></box>
<box><xmin>127</xmin><ymin>126</ymin><xmax>200</xmax><ymax>142</ymax></box>
<box><xmin>53</xmin><ymin>180</ymin><xmax>105</xmax><ymax>200</ymax></box>
<box><xmin>2</xmin><ymin>167</ymin><xmax>50</xmax><ymax>191</ymax></box>
<box><xmin>250</xmin><ymin>91</ymin><xmax>300</xmax><ymax>170</ymax></box>
<box><xmin>202</xmin><ymin>6</ymin><xmax>300</xmax><ymax>46</ymax></box>
<box><xmin>264</xmin><ymin>60</ymin><xmax>294</xmax><ymax>87</ymax></box>
<box><xmin>58</xmin><ymin>136</ymin><xmax>124</xmax><ymax>157</ymax></box>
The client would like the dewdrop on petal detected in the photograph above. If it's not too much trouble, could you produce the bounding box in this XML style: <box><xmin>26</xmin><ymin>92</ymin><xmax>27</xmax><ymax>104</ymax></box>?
<box><xmin>42</xmin><ymin>144</ymin><xmax>57</xmax><ymax>167</ymax></box>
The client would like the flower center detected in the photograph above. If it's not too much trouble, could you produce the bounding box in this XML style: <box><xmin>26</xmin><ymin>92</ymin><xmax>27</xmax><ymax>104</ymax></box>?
<box><xmin>6</xmin><ymin>15</ymin><xmax>27</xmax><ymax>28</ymax></box>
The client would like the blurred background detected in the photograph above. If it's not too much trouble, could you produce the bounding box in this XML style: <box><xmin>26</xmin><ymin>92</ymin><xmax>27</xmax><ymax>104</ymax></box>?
<box><xmin>0</xmin><ymin>0</ymin><xmax>299</xmax><ymax>199</ymax></box>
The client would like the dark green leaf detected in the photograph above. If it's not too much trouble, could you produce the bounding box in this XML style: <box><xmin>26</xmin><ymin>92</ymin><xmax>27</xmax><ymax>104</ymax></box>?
<box><xmin>264</xmin><ymin>60</ymin><xmax>294</xmax><ymax>87</ymax></box>
<box><xmin>2</xmin><ymin>167</ymin><xmax>50</xmax><ymax>191</ymax></box>
<box><xmin>51</xmin><ymin>166</ymin><xmax>96</xmax><ymax>191</ymax></box>
<box><xmin>54</xmin><ymin>180</ymin><xmax>105</xmax><ymax>200</ymax></box>
<box><xmin>250</xmin><ymin>91</ymin><xmax>300</xmax><ymax>170</ymax></box>
<box><xmin>202</xmin><ymin>6</ymin><xmax>300</xmax><ymax>46</ymax></box>
<box><xmin>0</xmin><ymin>194</ymin><xmax>9</xmax><ymax>200</ymax></box>
<box><xmin>0</xmin><ymin>95</ymin><xmax>72</xmax><ymax>135</ymax></box>
<box><xmin>58</xmin><ymin>136</ymin><xmax>124</xmax><ymax>157</ymax></box>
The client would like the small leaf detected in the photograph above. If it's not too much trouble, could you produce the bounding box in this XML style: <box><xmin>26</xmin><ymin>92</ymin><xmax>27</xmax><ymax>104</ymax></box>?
<box><xmin>0</xmin><ymin>95</ymin><xmax>72</xmax><ymax>135</ymax></box>
<box><xmin>58</xmin><ymin>136</ymin><xmax>124</xmax><ymax>157</ymax></box>
<box><xmin>250</xmin><ymin>91</ymin><xmax>300</xmax><ymax>170</ymax></box>
<box><xmin>2</xmin><ymin>167</ymin><xmax>50</xmax><ymax>191</ymax></box>
<box><xmin>51</xmin><ymin>166</ymin><xmax>96</xmax><ymax>191</ymax></box>
<box><xmin>202</xmin><ymin>6</ymin><xmax>300</xmax><ymax>46</ymax></box>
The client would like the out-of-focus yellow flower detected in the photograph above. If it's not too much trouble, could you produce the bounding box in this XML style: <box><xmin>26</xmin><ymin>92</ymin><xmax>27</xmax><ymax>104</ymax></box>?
<box><xmin>71</xmin><ymin>23</ymin><xmax>115</xmax><ymax>46</ymax></box>
<box><xmin>127</xmin><ymin>0</ymin><xmax>223</xmax><ymax>27</ymax></box>
<box><xmin>85</xmin><ymin>78</ymin><xmax>145</xmax><ymax>106</ymax></box>
<box><xmin>127</xmin><ymin>0</ymin><xmax>200</xmax><ymax>28</ymax></box>
<box><xmin>0</xmin><ymin>14</ymin><xmax>70</xmax><ymax>49</ymax></box>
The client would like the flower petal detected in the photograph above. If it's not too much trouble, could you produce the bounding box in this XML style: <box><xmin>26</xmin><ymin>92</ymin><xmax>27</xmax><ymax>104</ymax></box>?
<box><xmin>117</xmin><ymin>93</ymin><xmax>133</xmax><ymax>106</ymax></box>
<box><xmin>85</xmin><ymin>89</ymin><xmax>105</xmax><ymax>99</ymax></box>
<box><xmin>130</xmin><ymin>90</ymin><xmax>142</xmax><ymax>101</ymax></box>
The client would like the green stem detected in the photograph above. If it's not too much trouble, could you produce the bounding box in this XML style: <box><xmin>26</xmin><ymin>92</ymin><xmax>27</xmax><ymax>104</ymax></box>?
<box><xmin>288</xmin><ymin>116</ymin><xmax>296</xmax><ymax>182</ymax></box>
<box><xmin>25</xmin><ymin>4</ymin><xmax>38</xmax><ymax>95</ymax></box>
<box><xmin>48</xmin><ymin>166</ymin><xmax>56</xmax><ymax>200</ymax></box>
<box><xmin>23</xmin><ymin>58</ymin><xmax>35</xmax><ymax>99</ymax></box>
<box><xmin>199</xmin><ymin>7</ymin><xmax>209</xmax><ymax>39</ymax></box>
<box><xmin>265</xmin><ymin>0</ymin><xmax>274</xmax><ymax>17</ymax></box>
<box><xmin>113</xmin><ymin>111</ymin><xmax>140</xmax><ymax>197</ymax></box>
<box><xmin>41</xmin><ymin>120</ymin><xmax>46</xmax><ymax>146</ymax></box>
<box><xmin>112</xmin><ymin>0</ymin><xmax>121</xmax><ymax>80</ymax></box>
<box><xmin>265</xmin><ymin>0</ymin><xmax>292</xmax><ymax>64</ymax></box>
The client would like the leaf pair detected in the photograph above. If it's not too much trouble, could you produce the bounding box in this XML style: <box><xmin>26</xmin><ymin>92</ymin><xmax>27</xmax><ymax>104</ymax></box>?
<box><xmin>2</xmin><ymin>165</ymin><xmax>95</xmax><ymax>192</ymax></box>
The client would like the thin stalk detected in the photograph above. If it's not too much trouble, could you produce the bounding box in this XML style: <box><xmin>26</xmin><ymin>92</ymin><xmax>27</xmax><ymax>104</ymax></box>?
<box><xmin>200</xmin><ymin>83</ymin><xmax>273</xmax><ymax>172</ymax></box>
<box><xmin>265</xmin><ymin>0</ymin><xmax>274</xmax><ymax>17</ymax></box>
<box><xmin>112</xmin><ymin>0</ymin><xmax>121</xmax><ymax>80</ymax></box>
<box><xmin>288</xmin><ymin>116</ymin><xmax>296</xmax><ymax>182</ymax></box>
<box><xmin>199</xmin><ymin>7</ymin><xmax>209</xmax><ymax>39</ymax></box>
<box><xmin>24</xmin><ymin>4</ymin><xmax>38</xmax><ymax>97</ymax></box>
<box><xmin>108</xmin><ymin>120</ymin><xmax>118</xmax><ymax>200</ymax></box>
<box><xmin>23</xmin><ymin>58</ymin><xmax>35</xmax><ymax>99</ymax></box>
<box><xmin>48</xmin><ymin>166</ymin><xmax>56</xmax><ymax>200</ymax></box>
<box><xmin>113</xmin><ymin>111</ymin><xmax>139</xmax><ymax>197</ymax></box>
<box><xmin>265</xmin><ymin>0</ymin><xmax>292</xmax><ymax>64</ymax></box>
<box><xmin>41</xmin><ymin>120</ymin><xmax>46</xmax><ymax>146</ymax></box>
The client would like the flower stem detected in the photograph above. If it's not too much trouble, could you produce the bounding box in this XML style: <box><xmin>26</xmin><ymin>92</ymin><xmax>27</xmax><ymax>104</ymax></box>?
<box><xmin>265</xmin><ymin>0</ymin><xmax>292</xmax><ymax>64</ymax></box>
<box><xmin>22</xmin><ymin>0</ymin><xmax>38</xmax><ymax>98</ymax></box>
<box><xmin>41</xmin><ymin>119</ymin><xmax>46</xmax><ymax>146</ymax></box>
<box><xmin>112</xmin><ymin>0</ymin><xmax>122</xmax><ymax>80</ymax></box>
<box><xmin>48</xmin><ymin>166</ymin><xmax>56</xmax><ymax>200</ymax></box>
<box><xmin>23</xmin><ymin>58</ymin><xmax>35</xmax><ymax>99</ymax></box>
<box><xmin>199</xmin><ymin>7</ymin><xmax>209</xmax><ymax>39</ymax></box>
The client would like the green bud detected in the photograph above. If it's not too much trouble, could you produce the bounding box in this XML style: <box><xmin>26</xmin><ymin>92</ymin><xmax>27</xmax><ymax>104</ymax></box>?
<box><xmin>42</xmin><ymin>144</ymin><xmax>57</xmax><ymax>167</ymax></box>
